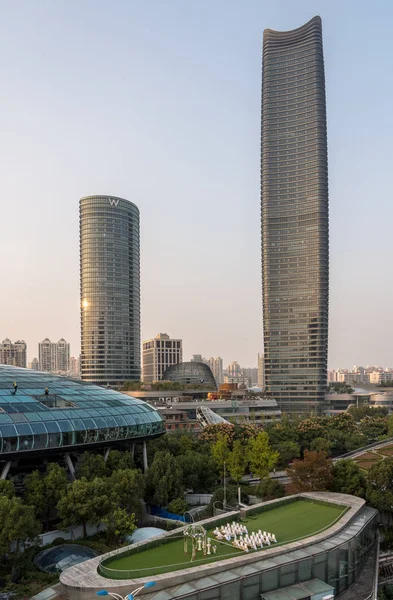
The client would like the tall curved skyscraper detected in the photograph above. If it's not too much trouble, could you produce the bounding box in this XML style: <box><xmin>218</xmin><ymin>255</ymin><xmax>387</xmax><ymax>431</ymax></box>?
<box><xmin>261</xmin><ymin>16</ymin><xmax>329</xmax><ymax>413</ymax></box>
<box><xmin>80</xmin><ymin>195</ymin><xmax>140</xmax><ymax>387</ymax></box>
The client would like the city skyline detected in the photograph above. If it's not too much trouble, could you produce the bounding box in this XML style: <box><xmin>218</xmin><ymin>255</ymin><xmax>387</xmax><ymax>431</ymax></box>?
<box><xmin>1</xmin><ymin>1</ymin><xmax>393</xmax><ymax>368</ymax></box>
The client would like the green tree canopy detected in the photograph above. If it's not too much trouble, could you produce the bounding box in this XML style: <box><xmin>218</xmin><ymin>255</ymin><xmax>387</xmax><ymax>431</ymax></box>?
<box><xmin>255</xmin><ymin>477</ymin><xmax>285</xmax><ymax>501</ymax></box>
<box><xmin>176</xmin><ymin>451</ymin><xmax>217</xmax><ymax>492</ymax></box>
<box><xmin>331</xmin><ymin>459</ymin><xmax>367</xmax><ymax>498</ymax></box>
<box><xmin>359</xmin><ymin>415</ymin><xmax>388</xmax><ymax>441</ymax></box>
<box><xmin>367</xmin><ymin>457</ymin><xmax>393</xmax><ymax>513</ymax></box>
<box><xmin>0</xmin><ymin>496</ymin><xmax>41</xmax><ymax>557</ymax></box>
<box><xmin>310</xmin><ymin>436</ymin><xmax>333</xmax><ymax>456</ymax></box>
<box><xmin>0</xmin><ymin>479</ymin><xmax>15</xmax><ymax>499</ymax></box>
<box><xmin>145</xmin><ymin>451</ymin><xmax>183</xmax><ymax>507</ymax></box>
<box><xmin>274</xmin><ymin>440</ymin><xmax>301</xmax><ymax>467</ymax></box>
<box><xmin>106</xmin><ymin>450</ymin><xmax>135</xmax><ymax>473</ymax></box>
<box><xmin>247</xmin><ymin>432</ymin><xmax>279</xmax><ymax>479</ymax></box>
<box><xmin>57</xmin><ymin>477</ymin><xmax>112</xmax><ymax>537</ymax></box>
<box><xmin>227</xmin><ymin>440</ymin><xmax>248</xmax><ymax>483</ymax></box>
<box><xmin>102</xmin><ymin>507</ymin><xmax>136</xmax><ymax>545</ymax></box>
<box><xmin>211</xmin><ymin>433</ymin><xmax>231</xmax><ymax>476</ymax></box>
<box><xmin>76</xmin><ymin>452</ymin><xmax>108</xmax><ymax>480</ymax></box>
<box><xmin>25</xmin><ymin>463</ymin><xmax>68</xmax><ymax>528</ymax></box>
<box><xmin>109</xmin><ymin>468</ymin><xmax>145</xmax><ymax>517</ymax></box>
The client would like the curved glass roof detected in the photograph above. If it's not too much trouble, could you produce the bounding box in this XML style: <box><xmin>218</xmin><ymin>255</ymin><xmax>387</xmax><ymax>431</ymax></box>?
<box><xmin>34</xmin><ymin>544</ymin><xmax>97</xmax><ymax>573</ymax></box>
<box><xmin>0</xmin><ymin>365</ymin><xmax>165</xmax><ymax>456</ymax></box>
<box><xmin>125</xmin><ymin>526</ymin><xmax>166</xmax><ymax>544</ymax></box>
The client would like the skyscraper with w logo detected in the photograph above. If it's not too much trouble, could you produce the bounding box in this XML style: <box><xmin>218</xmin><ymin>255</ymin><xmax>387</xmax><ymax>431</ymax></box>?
<box><xmin>261</xmin><ymin>16</ymin><xmax>329</xmax><ymax>413</ymax></box>
<box><xmin>80</xmin><ymin>195</ymin><xmax>141</xmax><ymax>386</ymax></box>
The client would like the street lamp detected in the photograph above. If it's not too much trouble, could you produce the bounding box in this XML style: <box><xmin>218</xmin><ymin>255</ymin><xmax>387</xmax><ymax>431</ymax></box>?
<box><xmin>96</xmin><ymin>581</ymin><xmax>156</xmax><ymax>600</ymax></box>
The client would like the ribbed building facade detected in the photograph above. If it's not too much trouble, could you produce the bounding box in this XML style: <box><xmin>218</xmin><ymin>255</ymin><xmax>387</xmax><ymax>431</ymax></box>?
<box><xmin>261</xmin><ymin>16</ymin><xmax>329</xmax><ymax>413</ymax></box>
<box><xmin>80</xmin><ymin>195</ymin><xmax>140</xmax><ymax>387</ymax></box>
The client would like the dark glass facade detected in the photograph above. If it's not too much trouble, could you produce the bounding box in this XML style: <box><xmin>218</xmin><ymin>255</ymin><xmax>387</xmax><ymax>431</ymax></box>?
<box><xmin>261</xmin><ymin>16</ymin><xmax>329</xmax><ymax>413</ymax></box>
<box><xmin>80</xmin><ymin>195</ymin><xmax>140</xmax><ymax>387</ymax></box>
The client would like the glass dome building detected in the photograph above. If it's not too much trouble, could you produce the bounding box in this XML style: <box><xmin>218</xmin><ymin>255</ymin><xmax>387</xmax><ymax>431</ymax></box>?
<box><xmin>162</xmin><ymin>362</ymin><xmax>217</xmax><ymax>389</ymax></box>
<box><xmin>0</xmin><ymin>365</ymin><xmax>165</xmax><ymax>462</ymax></box>
<box><xmin>34</xmin><ymin>544</ymin><xmax>97</xmax><ymax>573</ymax></box>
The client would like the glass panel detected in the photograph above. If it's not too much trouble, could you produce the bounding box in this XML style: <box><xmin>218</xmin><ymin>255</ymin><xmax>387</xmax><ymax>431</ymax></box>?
<box><xmin>261</xmin><ymin>569</ymin><xmax>279</xmax><ymax>593</ymax></box>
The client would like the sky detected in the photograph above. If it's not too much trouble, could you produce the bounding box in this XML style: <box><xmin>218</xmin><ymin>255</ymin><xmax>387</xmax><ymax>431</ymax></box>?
<box><xmin>0</xmin><ymin>0</ymin><xmax>392</xmax><ymax>370</ymax></box>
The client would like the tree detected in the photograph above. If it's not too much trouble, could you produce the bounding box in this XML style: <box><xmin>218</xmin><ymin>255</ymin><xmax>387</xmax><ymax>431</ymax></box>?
<box><xmin>0</xmin><ymin>497</ymin><xmax>41</xmax><ymax>557</ymax></box>
<box><xmin>349</xmin><ymin>405</ymin><xmax>388</xmax><ymax>421</ymax></box>
<box><xmin>0</xmin><ymin>479</ymin><xmax>15</xmax><ymax>499</ymax></box>
<box><xmin>25</xmin><ymin>463</ymin><xmax>68</xmax><ymax>529</ymax></box>
<box><xmin>274</xmin><ymin>440</ymin><xmax>301</xmax><ymax>467</ymax></box>
<box><xmin>227</xmin><ymin>440</ymin><xmax>247</xmax><ymax>483</ymax></box>
<box><xmin>167</xmin><ymin>498</ymin><xmax>188</xmax><ymax>515</ymax></box>
<box><xmin>176</xmin><ymin>451</ymin><xmax>217</xmax><ymax>493</ymax></box>
<box><xmin>76</xmin><ymin>452</ymin><xmax>108</xmax><ymax>480</ymax></box>
<box><xmin>255</xmin><ymin>478</ymin><xmax>285</xmax><ymax>501</ymax></box>
<box><xmin>106</xmin><ymin>450</ymin><xmax>135</xmax><ymax>473</ymax></box>
<box><xmin>287</xmin><ymin>450</ymin><xmax>333</xmax><ymax>494</ymax></box>
<box><xmin>109</xmin><ymin>469</ymin><xmax>145</xmax><ymax>517</ymax></box>
<box><xmin>58</xmin><ymin>477</ymin><xmax>112</xmax><ymax>537</ymax></box>
<box><xmin>310</xmin><ymin>437</ymin><xmax>332</xmax><ymax>456</ymax></box>
<box><xmin>359</xmin><ymin>416</ymin><xmax>388</xmax><ymax>441</ymax></box>
<box><xmin>145</xmin><ymin>451</ymin><xmax>183</xmax><ymax>507</ymax></box>
<box><xmin>331</xmin><ymin>459</ymin><xmax>366</xmax><ymax>498</ymax></box>
<box><xmin>211</xmin><ymin>434</ymin><xmax>231</xmax><ymax>476</ymax></box>
<box><xmin>367</xmin><ymin>458</ymin><xmax>393</xmax><ymax>514</ymax></box>
<box><xmin>102</xmin><ymin>507</ymin><xmax>136</xmax><ymax>545</ymax></box>
<box><xmin>247</xmin><ymin>432</ymin><xmax>279</xmax><ymax>479</ymax></box>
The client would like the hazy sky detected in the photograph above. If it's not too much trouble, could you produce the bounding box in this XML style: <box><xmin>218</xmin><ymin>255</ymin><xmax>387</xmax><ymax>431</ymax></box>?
<box><xmin>1</xmin><ymin>0</ymin><xmax>392</xmax><ymax>369</ymax></box>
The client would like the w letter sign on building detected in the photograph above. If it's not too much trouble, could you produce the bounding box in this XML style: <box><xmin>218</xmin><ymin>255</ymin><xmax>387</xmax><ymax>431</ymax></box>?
<box><xmin>108</xmin><ymin>197</ymin><xmax>119</xmax><ymax>207</ymax></box>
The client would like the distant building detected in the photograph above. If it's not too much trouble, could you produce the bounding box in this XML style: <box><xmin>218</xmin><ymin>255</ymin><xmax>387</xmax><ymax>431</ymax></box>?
<box><xmin>206</xmin><ymin>357</ymin><xmax>224</xmax><ymax>387</ymax></box>
<box><xmin>227</xmin><ymin>361</ymin><xmax>241</xmax><ymax>378</ymax></box>
<box><xmin>142</xmin><ymin>333</ymin><xmax>182</xmax><ymax>383</ymax></box>
<box><xmin>224</xmin><ymin>375</ymin><xmax>251</xmax><ymax>387</ymax></box>
<box><xmin>327</xmin><ymin>370</ymin><xmax>338</xmax><ymax>383</ymax></box>
<box><xmin>163</xmin><ymin>362</ymin><xmax>216</xmax><ymax>389</ymax></box>
<box><xmin>190</xmin><ymin>354</ymin><xmax>204</xmax><ymax>363</ymax></box>
<box><xmin>369</xmin><ymin>371</ymin><xmax>393</xmax><ymax>385</ymax></box>
<box><xmin>337</xmin><ymin>372</ymin><xmax>368</xmax><ymax>385</ymax></box>
<box><xmin>38</xmin><ymin>338</ymin><xmax>70</xmax><ymax>374</ymax></box>
<box><xmin>257</xmin><ymin>353</ymin><xmax>265</xmax><ymax>390</ymax></box>
<box><xmin>0</xmin><ymin>339</ymin><xmax>27</xmax><ymax>368</ymax></box>
<box><xmin>69</xmin><ymin>356</ymin><xmax>81</xmax><ymax>378</ymax></box>
<box><xmin>28</xmin><ymin>358</ymin><xmax>39</xmax><ymax>371</ymax></box>
<box><xmin>242</xmin><ymin>367</ymin><xmax>258</xmax><ymax>386</ymax></box>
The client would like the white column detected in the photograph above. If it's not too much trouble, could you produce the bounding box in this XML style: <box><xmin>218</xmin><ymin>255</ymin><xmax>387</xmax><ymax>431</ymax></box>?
<box><xmin>0</xmin><ymin>461</ymin><xmax>12</xmax><ymax>480</ymax></box>
<box><xmin>64</xmin><ymin>453</ymin><xmax>76</xmax><ymax>480</ymax></box>
<box><xmin>143</xmin><ymin>441</ymin><xmax>148</xmax><ymax>472</ymax></box>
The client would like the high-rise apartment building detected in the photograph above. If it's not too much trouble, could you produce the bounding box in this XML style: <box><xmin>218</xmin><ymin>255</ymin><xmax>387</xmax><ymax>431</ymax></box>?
<box><xmin>142</xmin><ymin>333</ymin><xmax>182</xmax><ymax>383</ymax></box>
<box><xmin>207</xmin><ymin>357</ymin><xmax>224</xmax><ymax>387</ymax></box>
<box><xmin>0</xmin><ymin>338</ymin><xmax>27</xmax><ymax>368</ymax></box>
<box><xmin>28</xmin><ymin>358</ymin><xmax>39</xmax><ymax>370</ymax></box>
<box><xmin>261</xmin><ymin>16</ymin><xmax>329</xmax><ymax>413</ymax></box>
<box><xmin>38</xmin><ymin>338</ymin><xmax>70</xmax><ymax>374</ymax></box>
<box><xmin>257</xmin><ymin>353</ymin><xmax>265</xmax><ymax>390</ymax></box>
<box><xmin>80</xmin><ymin>195</ymin><xmax>140</xmax><ymax>387</ymax></box>
<box><xmin>39</xmin><ymin>338</ymin><xmax>55</xmax><ymax>372</ymax></box>
<box><xmin>69</xmin><ymin>356</ymin><xmax>81</xmax><ymax>378</ymax></box>
<box><xmin>227</xmin><ymin>361</ymin><xmax>241</xmax><ymax>378</ymax></box>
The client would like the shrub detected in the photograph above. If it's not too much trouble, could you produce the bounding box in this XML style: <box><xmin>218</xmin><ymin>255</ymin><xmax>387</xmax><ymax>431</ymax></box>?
<box><xmin>167</xmin><ymin>498</ymin><xmax>188</xmax><ymax>515</ymax></box>
<box><xmin>51</xmin><ymin>537</ymin><xmax>66</xmax><ymax>546</ymax></box>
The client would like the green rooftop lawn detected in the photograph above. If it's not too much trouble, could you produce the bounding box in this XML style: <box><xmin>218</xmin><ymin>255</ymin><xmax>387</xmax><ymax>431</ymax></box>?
<box><xmin>101</xmin><ymin>499</ymin><xmax>346</xmax><ymax>579</ymax></box>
